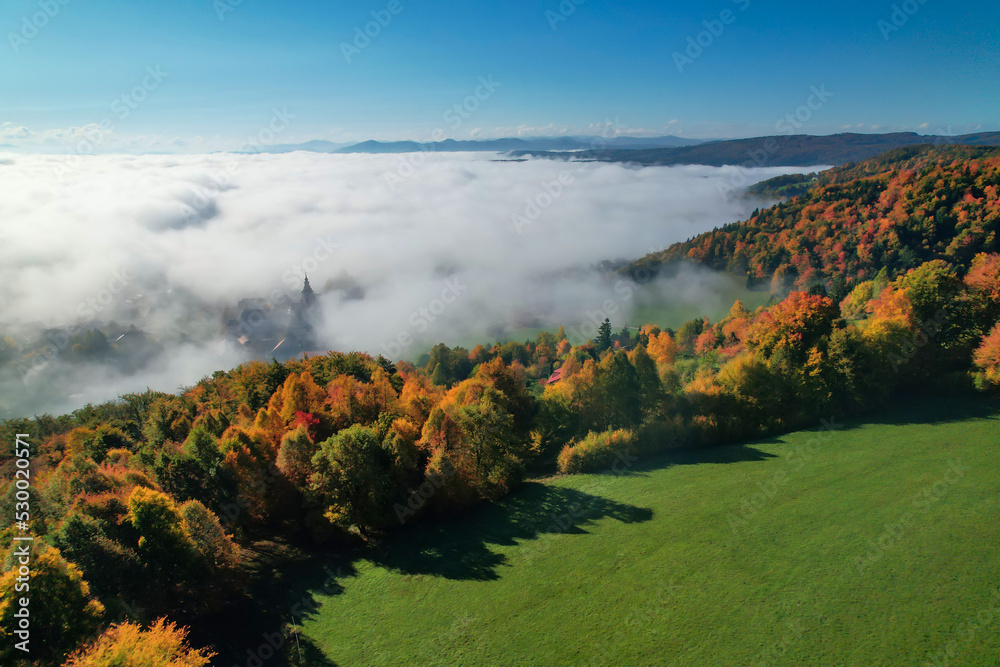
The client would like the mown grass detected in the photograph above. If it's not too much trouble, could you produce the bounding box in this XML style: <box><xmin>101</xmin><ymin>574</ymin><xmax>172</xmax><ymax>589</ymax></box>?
<box><xmin>284</xmin><ymin>397</ymin><xmax>1000</xmax><ymax>666</ymax></box>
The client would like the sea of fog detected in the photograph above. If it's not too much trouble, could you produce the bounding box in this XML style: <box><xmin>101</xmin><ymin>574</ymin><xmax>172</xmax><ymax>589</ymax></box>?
<box><xmin>0</xmin><ymin>151</ymin><xmax>821</xmax><ymax>416</ymax></box>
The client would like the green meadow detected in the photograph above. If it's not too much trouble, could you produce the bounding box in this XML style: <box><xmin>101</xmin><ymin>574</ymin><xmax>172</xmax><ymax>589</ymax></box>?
<box><xmin>411</xmin><ymin>279</ymin><xmax>771</xmax><ymax>358</ymax></box>
<box><xmin>263</xmin><ymin>397</ymin><xmax>1000</xmax><ymax>666</ymax></box>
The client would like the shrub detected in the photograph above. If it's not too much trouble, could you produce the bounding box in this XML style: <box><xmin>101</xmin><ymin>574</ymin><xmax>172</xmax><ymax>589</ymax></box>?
<box><xmin>635</xmin><ymin>417</ymin><xmax>687</xmax><ymax>454</ymax></box>
<box><xmin>557</xmin><ymin>428</ymin><xmax>638</xmax><ymax>474</ymax></box>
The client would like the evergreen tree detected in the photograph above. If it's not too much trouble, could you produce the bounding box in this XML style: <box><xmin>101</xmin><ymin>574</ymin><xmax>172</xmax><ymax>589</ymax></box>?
<box><xmin>595</xmin><ymin>318</ymin><xmax>613</xmax><ymax>352</ymax></box>
<box><xmin>618</xmin><ymin>326</ymin><xmax>631</xmax><ymax>348</ymax></box>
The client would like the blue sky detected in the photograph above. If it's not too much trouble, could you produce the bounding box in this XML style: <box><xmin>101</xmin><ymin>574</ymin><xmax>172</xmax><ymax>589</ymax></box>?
<box><xmin>1</xmin><ymin>0</ymin><xmax>998</xmax><ymax>151</ymax></box>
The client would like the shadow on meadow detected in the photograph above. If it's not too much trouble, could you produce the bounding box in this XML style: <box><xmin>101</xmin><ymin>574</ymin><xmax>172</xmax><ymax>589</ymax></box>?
<box><xmin>732</xmin><ymin>394</ymin><xmax>1000</xmax><ymax>450</ymax></box>
<box><xmin>638</xmin><ymin>441</ymin><xmax>780</xmax><ymax>470</ymax></box>
<box><xmin>366</xmin><ymin>482</ymin><xmax>654</xmax><ymax>581</ymax></box>
<box><xmin>844</xmin><ymin>394</ymin><xmax>1000</xmax><ymax>428</ymax></box>
<box><xmin>205</xmin><ymin>484</ymin><xmax>655</xmax><ymax>664</ymax></box>
<box><xmin>643</xmin><ymin>395</ymin><xmax>1000</xmax><ymax>473</ymax></box>
<box><xmin>360</xmin><ymin>437</ymin><xmax>800</xmax><ymax>583</ymax></box>
<box><xmin>289</xmin><ymin>635</ymin><xmax>339</xmax><ymax>667</ymax></box>
<box><xmin>196</xmin><ymin>539</ymin><xmax>353</xmax><ymax>667</ymax></box>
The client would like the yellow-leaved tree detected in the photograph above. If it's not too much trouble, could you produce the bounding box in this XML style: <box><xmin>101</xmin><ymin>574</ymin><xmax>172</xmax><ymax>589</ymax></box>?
<box><xmin>0</xmin><ymin>546</ymin><xmax>104</xmax><ymax>663</ymax></box>
<box><xmin>63</xmin><ymin>618</ymin><xmax>214</xmax><ymax>667</ymax></box>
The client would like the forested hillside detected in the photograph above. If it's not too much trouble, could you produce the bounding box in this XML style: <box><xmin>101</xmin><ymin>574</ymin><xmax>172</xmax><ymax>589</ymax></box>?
<box><xmin>626</xmin><ymin>145</ymin><xmax>1000</xmax><ymax>294</ymax></box>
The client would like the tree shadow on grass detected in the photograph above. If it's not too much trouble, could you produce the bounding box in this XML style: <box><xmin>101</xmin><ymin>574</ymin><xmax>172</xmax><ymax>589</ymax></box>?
<box><xmin>837</xmin><ymin>394</ymin><xmax>1000</xmax><ymax>429</ymax></box>
<box><xmin>204</xmin><ymin>482</ymin><xmax>654</xmax><ymax>662</ymax></box>
<box><xmin>288</xmin><ymin>634</ymin><xmax>340</xmax><ymax>667</ymax></box>
<box><xmin>640</xmin><ymin>441</ymin><xmax>780</xmax><ymax>470</ymax></box>
<box><xmin>728</xmin><ymin>395</ymin><xmax>1000</xmax><ymax>452</ymax></box>
<box><xmin>365</xmin><ymin>482</ymin><xmax>653</xmax><ymax>581</ymax></box>
<box><xmin>196</xmin><ymin>540</ymin><xmax>354</xmax><ymax>666</ymax></box>
<box><xmin>629</xmin><ymin>395</ymin><xmax>1000</xmax><ymax>480</ymax></box>
<box><xmin>208</xmin><ymin>484</ymin><xmax>652</xmax><ymax>664</ymax></box>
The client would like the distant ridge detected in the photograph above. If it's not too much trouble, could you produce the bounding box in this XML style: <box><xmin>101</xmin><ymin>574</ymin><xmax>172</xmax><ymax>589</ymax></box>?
<box><xmin>247</xmin><ymin>132</ymin><xmax>1000</xmax><ymax>166</ymax></box>
<box><xmin>252</xmin><ymin>135</ymin><xmax>704</xmax><ymax>155</ymax></box>
<box><xmin>336</xmin><ymin>135</ymin><xmax>704</xmax><ymax>153</ymax></box>
<box><xmin>513</xmin><ymin>131</ymin><xmax>1000</xmax><ymax>167</ymax></box>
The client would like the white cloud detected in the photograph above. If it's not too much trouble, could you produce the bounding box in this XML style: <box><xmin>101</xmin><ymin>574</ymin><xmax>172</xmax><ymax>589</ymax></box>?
<box><xmin>0</xmin><ymin>151</ymin><xmax>818</xmax><ymax>414</ymax></box>
<box><xmin>0</xmin><ymin>123</ymin><xmax>32</xmax><ymax>141</ymax></box>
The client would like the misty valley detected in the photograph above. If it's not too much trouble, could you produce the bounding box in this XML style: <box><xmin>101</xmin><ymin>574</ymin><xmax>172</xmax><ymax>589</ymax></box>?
<box><xmin>0</xmin><ymin>154</ymin><xmax>803</xmax><ymax>419</ymax></box>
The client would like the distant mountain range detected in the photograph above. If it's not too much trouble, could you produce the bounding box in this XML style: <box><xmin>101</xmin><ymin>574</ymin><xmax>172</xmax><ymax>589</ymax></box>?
<box><xmin>512</xmin><ymin>132</ymin><xmax>1000</xmax><ymax>167</ymax></box>
<box><xmin>256</xmin><ymin>135</ymin><xmax>705</xmax><ymax>155</ymax></box>
<box><xmin>253</xmin><ymin>131</ymin><xmax>1000</xmax><ymax>167</ymax></box>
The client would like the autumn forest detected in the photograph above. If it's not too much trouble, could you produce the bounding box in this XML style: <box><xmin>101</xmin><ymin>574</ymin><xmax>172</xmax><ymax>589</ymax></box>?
<box><xmin>3</xmin><ymin>145</ymin><xmax>1000</xmax><ymax>664</ymax></box>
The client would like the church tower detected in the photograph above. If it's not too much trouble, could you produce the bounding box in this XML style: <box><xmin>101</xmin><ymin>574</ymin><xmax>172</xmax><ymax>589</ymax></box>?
<box><xmin>302</xmin><ymin>275</ymin><xmax>316</xmax><ymax>307</ymax></box>
<box><xmin>289</xmin><ymin>275</ymin><xmax>320</xmax><ymax>353</ymax></box>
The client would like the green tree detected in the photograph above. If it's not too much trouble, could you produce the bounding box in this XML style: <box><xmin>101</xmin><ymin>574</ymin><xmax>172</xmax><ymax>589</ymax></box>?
<box><xmin>530</xmin><ymin>392</ymin><xmax>580</xmax><ymax>467</ymax></box>
<box><xmin>534</xmin><ymin>331</ymin><xmax>558</xmax><ymax>351</ymax></box>
<box><xmin>454</xmin><ymin>388</ymin><xmax>523</xmax><ymax>499</ymax></box>
<box><xmin>182</xmin><ymin>427</ymin><xmax>222</xmax><ymax>473</ymax></box>
<box><xmin>52</xmin><ymin>512</ymin><xmax>145</xmax><ymax>604</ymax></box>
<box><xmin>127</xmin><ymin>487</ymin><xmax>197</xmax><ymax>582</ymax></box>
<box><xmin>592</xmin><ymin>350</ymin><xmax>643</xmax><ymax>430</ymax></box>
<box><xmin>895</xmin><ymin>260</ymin><xmax>974</xmax><ymax>354</ymax></box>
<box><xmin>430</xmin><ymin>362</ymin><xmax>449</xmax><ymax>388</ymax></box>
<box><xmin>276</xmin><ymin>425</ymin><xmax>317</xmax><ymax>486</ymax></box>
<box><xmin>310</xmin><ymin>425</ymin><xmax>397</xmax><ymax>536</ymax></box>
<box><xmin>179</xmin><ymin>500</ymin><xmax>240</xmax><ymax>573</ymax></box>
<box><xmin>628</xmin><ymin>345</ymin><xmax>664</xmax><ymax>419</ymax></box>
<box><xmin>676</xmin><ymin>318</ymin><xmax>705</xmax><ymax>356</ymax></box>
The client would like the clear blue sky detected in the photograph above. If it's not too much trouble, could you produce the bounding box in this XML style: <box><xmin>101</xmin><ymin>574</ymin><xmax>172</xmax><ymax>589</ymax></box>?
<box><xmin>2</xmin><ymin>0</ymin><xmax>998</xmax><ymax>150</ymax></box>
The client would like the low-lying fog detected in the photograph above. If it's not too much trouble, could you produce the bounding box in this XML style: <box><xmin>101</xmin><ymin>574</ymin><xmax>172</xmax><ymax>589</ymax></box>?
<box><xmin>0</xmin><ymin>151</ymin><xmax>820</xmax><ymax>417</ymax></box>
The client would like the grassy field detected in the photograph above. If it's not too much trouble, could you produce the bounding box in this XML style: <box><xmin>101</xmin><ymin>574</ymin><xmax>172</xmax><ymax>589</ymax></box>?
<box><xmin>408</xmin><ymin>280</ymin><xmax>771</xmax><ymax>359</ymax></box>
<box><xmin>273</xmin><ymin>397</ymin><xmax>1000</xmax><ymax>666</ymax></box>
